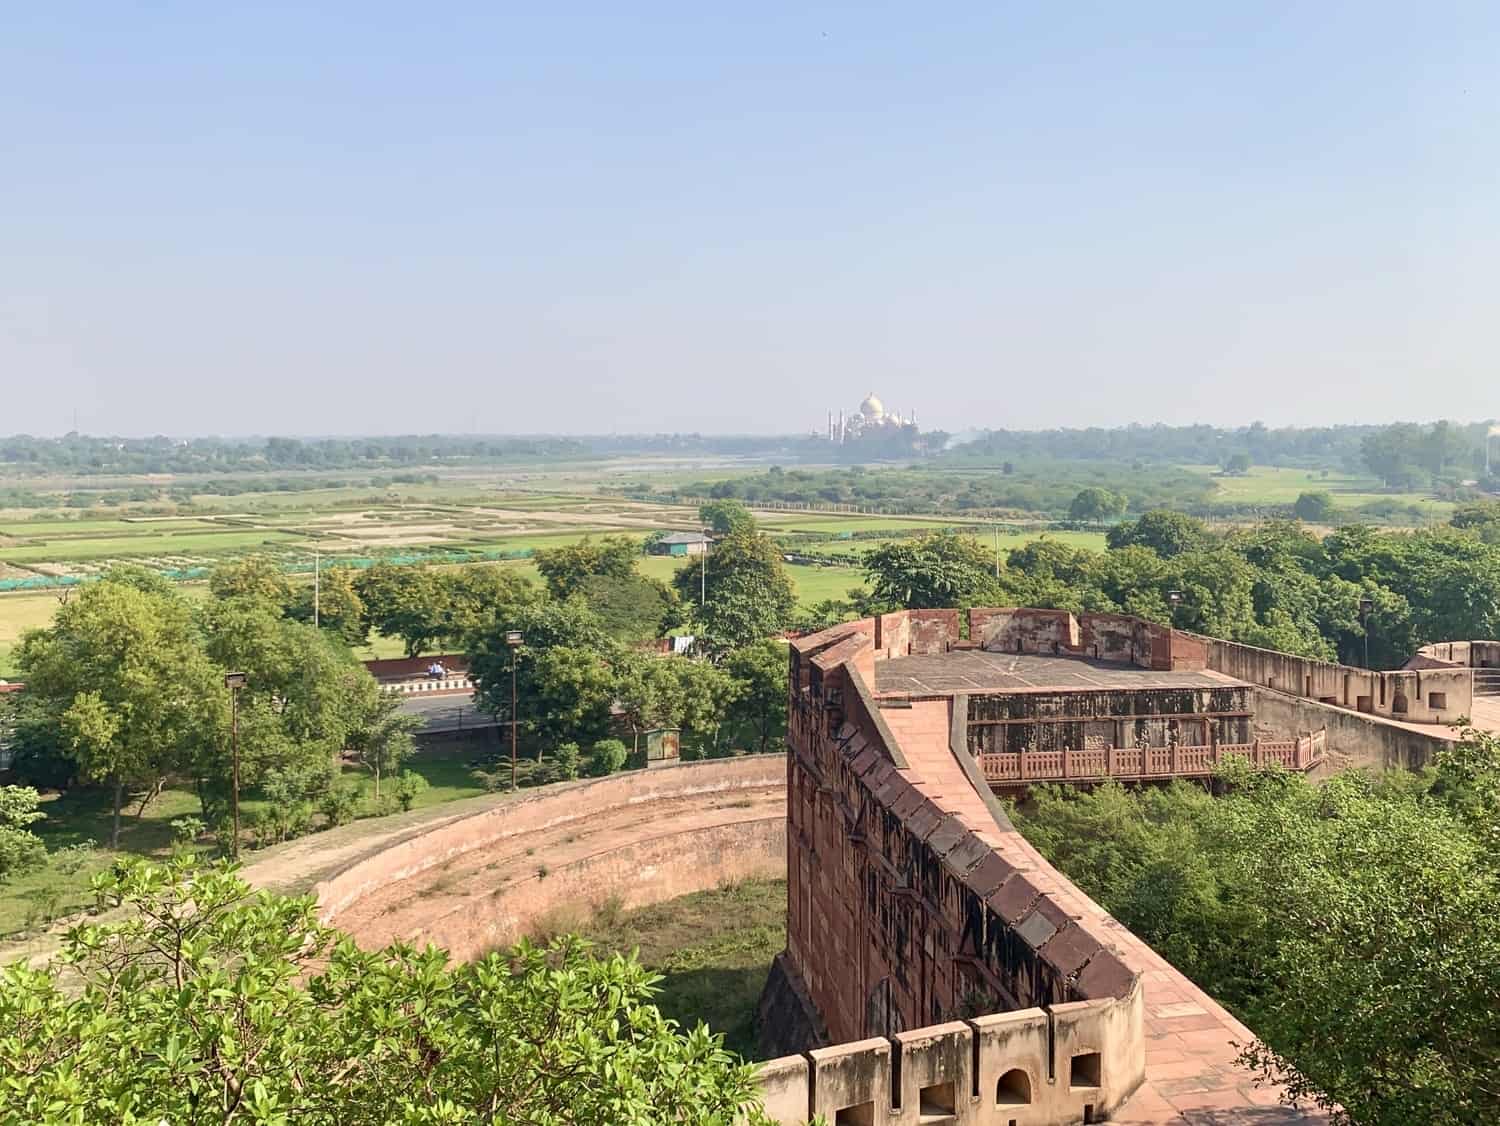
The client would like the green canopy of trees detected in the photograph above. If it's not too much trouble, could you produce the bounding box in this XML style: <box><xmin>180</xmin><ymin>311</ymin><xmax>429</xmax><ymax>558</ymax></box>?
<box><xmin>863</xmin><ymin>516</ymin><xmax>1500</xmax><ymax>668</ymax></box>
<box><xmin>672</xmin><ymin>530</ymin><xmax>796</xmax><ymax>656</ymax></box>
<box><xmin>1012</xmin><ymin>731</ymin><xmax>1500</xmax><ymax>1126</ymax></box>
<box><xmin>0</xmin><ymin>858</ymin><xmax>771</xmax><ymax>1124</ymax></box>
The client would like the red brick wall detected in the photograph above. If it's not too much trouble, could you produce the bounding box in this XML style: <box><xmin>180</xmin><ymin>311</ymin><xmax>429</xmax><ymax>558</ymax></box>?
<box><xmin>362</xmin><ymin>653</ymin><xmax>469</xmax><ymax>680</ymax></box>
<box><xmin>786</xmin><ymin>648</ymin><xmax>1134</xmax><ymax>1045</ymax></box>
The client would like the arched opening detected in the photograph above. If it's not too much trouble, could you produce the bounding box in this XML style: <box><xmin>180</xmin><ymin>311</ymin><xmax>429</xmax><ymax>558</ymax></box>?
<box><xmin>996</xmin><ymin>1068</ymin><xmax>1032</xmax><ymax>1105</ymax></box>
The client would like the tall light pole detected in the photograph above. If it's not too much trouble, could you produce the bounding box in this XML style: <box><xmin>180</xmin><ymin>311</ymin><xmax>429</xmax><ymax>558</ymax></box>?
<box><xmin>993</xmin><ymin>524</ymin><xmax>1001</xmax><ymax>579</ymax></box>
<box><xmin>1358</xmin><ymin>596</ymin><xmax>1374</xmax><ymax>669</ymax></box>
<box><xmin>224</xmin><ymin>672</ymin><xmax>247</xmax><ymax>859</ymax></box>
<box><xmin>700</xmin><ymin>528</ymin><xmax>710</xmax><ymax>606</ymax></box>
<box><xmin>506</xmin><ymin>631</ymin><xmax>522</xmax><ymax>791</ymax></box>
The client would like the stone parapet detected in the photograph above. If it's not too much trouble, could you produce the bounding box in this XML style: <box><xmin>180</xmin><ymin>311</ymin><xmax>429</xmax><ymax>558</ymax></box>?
<box><xmin>754</xmin><ymin>985</ymin><xmax>1144</xmax><ymax>1126</ymax></box>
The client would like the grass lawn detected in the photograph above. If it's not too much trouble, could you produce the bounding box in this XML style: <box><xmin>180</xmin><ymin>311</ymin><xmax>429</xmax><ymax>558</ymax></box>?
<box><xmin>550</xmin><ymin>878</ymin><xmax>787</xmax><ymax>1060</ymax></box>
<box><xmin>786</xmin><ymin>562</ymin><xmax>865</xmax><ymax>603</ymax></box>
<box><xmin>754</xmin><ymin>513</ymin><xmax>980</xmax><ymax>534</ymax></box>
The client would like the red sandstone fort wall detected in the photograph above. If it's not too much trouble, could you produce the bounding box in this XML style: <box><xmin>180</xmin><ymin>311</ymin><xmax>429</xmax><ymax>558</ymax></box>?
<box><xmin>785</xmin><ymin>621</ymin><xmax>1144</xmax><ymax>1123</ymax></box>
<box><xmin>313</xmin><ymin>757</ymin><xmax>786</xmax><ymax>959</ymax></box>
<box><xmin>1202</xmin><ymin>636</ymin><xmax>1473</xmax><ymax>725</ymax></box>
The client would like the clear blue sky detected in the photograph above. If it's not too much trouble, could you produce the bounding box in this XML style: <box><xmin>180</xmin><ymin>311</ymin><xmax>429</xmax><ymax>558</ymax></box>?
<box><xmin>2</xmin><ymin>3</ymin><xmax>1496</xmax><ymax>437</ymax></box>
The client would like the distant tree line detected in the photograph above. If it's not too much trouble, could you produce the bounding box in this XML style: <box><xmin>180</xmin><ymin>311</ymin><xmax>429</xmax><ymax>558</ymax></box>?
<box><xmin>946</xmin><ymin>418</ymin><xmax>1499</xmax><ymax>477</ymax></box>
<box><xmin>668</xmin><ymin>462</ymin><xmax>1219</xmax><ymax>517</ymax></box>
<box><xmin>0</xmin><ymin>434</ymin><xmax>588</xmax><ymax>476</ymax></box>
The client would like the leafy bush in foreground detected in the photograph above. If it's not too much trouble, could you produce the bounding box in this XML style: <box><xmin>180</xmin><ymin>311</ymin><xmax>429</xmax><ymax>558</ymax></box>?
<box><xmin>0</xmin><ymin>858</ymin><xmax>770</xmax><ymax>1125</ymax></box>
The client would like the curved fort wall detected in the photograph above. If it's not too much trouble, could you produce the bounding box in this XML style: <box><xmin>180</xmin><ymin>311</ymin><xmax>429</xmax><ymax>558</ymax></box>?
<box><xmin>313</xmin><ymin>757</ymin><xmax>785</xmax><ymax>964</ymax></box>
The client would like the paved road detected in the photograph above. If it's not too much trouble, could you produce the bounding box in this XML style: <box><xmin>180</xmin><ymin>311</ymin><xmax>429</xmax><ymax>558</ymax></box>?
<box><xmin>396</xmin><ymin>691</ymin><xmax>498</xmax><ymax>733</ymax></box>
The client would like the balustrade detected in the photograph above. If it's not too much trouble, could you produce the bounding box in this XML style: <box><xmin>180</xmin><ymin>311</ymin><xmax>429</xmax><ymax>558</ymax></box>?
<box><xmin>979</xmin><ymin>732</ymin><xmax>1324</xmax><ymax>784</ymax></box>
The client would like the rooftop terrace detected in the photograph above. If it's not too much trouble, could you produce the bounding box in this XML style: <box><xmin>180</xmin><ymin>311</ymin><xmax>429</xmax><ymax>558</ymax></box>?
<box><xmin>876</xmin><ymin>650</ymin><xmax>1242</xmax><ymax>696</ymax></box>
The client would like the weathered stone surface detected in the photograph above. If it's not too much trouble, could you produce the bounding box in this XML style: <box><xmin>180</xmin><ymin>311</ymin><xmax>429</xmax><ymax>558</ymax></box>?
<box><xmin>779</xmin><ymin>609</ymin><xmax>1331</xmax><ymax>1125</ymax></box>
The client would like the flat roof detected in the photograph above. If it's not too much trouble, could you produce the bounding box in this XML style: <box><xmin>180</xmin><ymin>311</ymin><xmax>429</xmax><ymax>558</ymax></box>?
<box><xmin>875</xmin><ymin>650</ymin><xmax>1244</xmax><ymax>695</ymax></box>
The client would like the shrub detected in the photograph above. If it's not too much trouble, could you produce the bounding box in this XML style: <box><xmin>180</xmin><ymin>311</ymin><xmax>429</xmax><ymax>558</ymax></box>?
<box><xmin>370</xmin><ymin>794</ymin><xmax>399</xmax><ymax>818</ymax></box>
<box><xmin>318</xmin><ymin>783</ymin><xmax>361</xmax><ymax>827</ymax></box>
<box><xmin>587</xmin><ymin>739</ymin><xmax>628</xmax><ymax>778</ymax></box>
<box><xmin>169</xmin><ymin>816</ymin><xmax>205</xmax><ymax>849</ymax></box>
<box><xmin>552</xmin><ymin>742</ymin><xmax>581</xmax><ymax>781</ymax></box>
<box><xmin>394</xmin><ymin>771</ymin><xmax>429</xmax><ymax>812</ymax></box>
<box><xmin>0</xmin><ymin>786</ymin><xmax>47</xmax><ymax>885</ymax></box>
<box><xmin>469</xmin><ymin>767</ymin><xmax>507</xmax><ymax>793</ymax></box>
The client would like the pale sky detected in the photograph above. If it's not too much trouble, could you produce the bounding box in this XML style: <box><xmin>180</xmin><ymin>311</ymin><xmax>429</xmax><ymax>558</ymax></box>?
<box><xmin>2</xmin><ymin>3</ymin><xmax>1497</xmax><ymax>437</ymax></box>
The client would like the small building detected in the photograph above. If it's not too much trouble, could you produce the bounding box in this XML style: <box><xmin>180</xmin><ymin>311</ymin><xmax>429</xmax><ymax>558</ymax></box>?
<box><xmin>649</xmin><ymin>531</ymin><xmax>712</xmax><ymax>557</ymax></box>
<box><xmin>643</xmin><ymin>727</ymin><xmax>680</xmax><ymax>767</ymax></box>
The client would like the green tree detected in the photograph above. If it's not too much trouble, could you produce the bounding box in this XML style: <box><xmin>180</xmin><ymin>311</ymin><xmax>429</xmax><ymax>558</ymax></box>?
<box><xmin>588</xmin><ymin>738</ymin><xmax>629</xmax><ymax>777</ymax></box>
<box><xmin>574</xmin><ymin>572</ymin><xmax>681</xmax><ymax>642</ymax></box>
<box><xmin>1015</xmin><ymin>760</ymin><xmax>1500</xmax><ymax>1126</ymax></box>
<box><xmin>1361</xmin><ymin>424</ymin><xmax>1426</xmax><ymax>488</ymax></box>
<box><xmin>698</xmin><ymin>498</ymin><xmax>755</xmax><ymax>535</ymax></box>
<box><xmin>723</xmin><ymin>640</ymin><xmax>790</xmax><ymax>755</ymax></box>
<box><xmin>533</xmin><ymin>536</ymin><xmax>640</xmax><ymax>599</ymax></box>
<box><xmin>437</xmin><ymin>564</ymin><xmax>537</xmax><ymax>647</ymax></box>
<box><xmin>17</xmin><ymin>579</ymin><xmax>224</xmax><ymax>847</ymax></box>
<box><xmin>1106</xmin><ymin>510</ymin><xmax>1209</xmax><ymax>557</ymax></box>
<box><xmin>288</xmin><ymin>566</ymin><xmax>368</xmax><ymax>645</ymax></box>
<box><xmin>1293</xmin><ymin>490</ymin><xmax>1338</xmax><ymax>523</ymax></box>
<box><xmin>208</xmin><ymin>556</ymin><xmax>295</xmax><ymax>609</ymax></box>
<box><xmin>347</xmin><ymin>692</ymin><xmax>423</xmax><ymax>800</ymax></box>
<box><xmin>468</xmin><ymin>600</ymin><xmax>616</xmax><ymax>751</ymax></box>
<box><xmin>354</xmin><ymin>563</ymin><xmax>446</xmax><ymax>657</ymax></box>
<box><xmin>529</xmin><ymin>645</ymin><xmax>618</xmax><ymax>751</ymax></box>
<box><xmin>199</xmin><ymin>599</ymin><xmax>383</xmax><ymax>818</ymax></box>
<box><xmin>669</xmin><ymin>657</ymin><xmax>736</xmax><ymax>754</ymax></box>
<box><xmin>0</xmin><ymin>786</ymin><xmax>46</xmax><ymax>884</ymax></box>
<box><xmin>674</xmin><ymin>530</ymin><xmax>796</xmax><ymax>655</ymax></box>
<box><xmin>0</xmin><ymin>858</ymin><xmax>771</xmax><ymax>1124</ymax></box>
<box><xmin>864</xmin><ymin>531</ymin><xmax>1004</xmax><ymax>610</ymax></box>
<box><xmin>1223</xmin><ymin>452</ymin><xmax>1252</xmax><ymax>476</ymax></box>
<box><xmin>1068</xmin><ymin>487</ymin><xmax>1126</xmax><ymax>526</ymax></box>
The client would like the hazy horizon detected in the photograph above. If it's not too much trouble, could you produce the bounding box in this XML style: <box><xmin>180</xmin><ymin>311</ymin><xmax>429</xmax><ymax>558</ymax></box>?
<box><xmin>4</xmin><ymin>5</ymin><xmax>1498</xmax><ymax>437</ymax></box>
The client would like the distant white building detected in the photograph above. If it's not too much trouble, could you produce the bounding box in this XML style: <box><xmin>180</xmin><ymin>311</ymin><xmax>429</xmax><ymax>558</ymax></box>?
<box><xmin>823</xmin><ymin>392</ymin><xmax>915</xmax><ymax>444</ymax></box>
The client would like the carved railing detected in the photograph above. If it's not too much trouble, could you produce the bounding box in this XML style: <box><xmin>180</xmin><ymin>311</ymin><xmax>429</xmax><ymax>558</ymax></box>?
<box><xmin>979</xmin><ymin>732</ymin><xmax>1325</xmax><ymax>783</ymax></box>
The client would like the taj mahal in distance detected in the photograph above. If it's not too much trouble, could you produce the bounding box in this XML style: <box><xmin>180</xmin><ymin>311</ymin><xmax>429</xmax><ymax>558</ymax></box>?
<box><xmin>820</xmin><ymin>391</ymin><xmax>917</xmax><ymax>444</ymax></box>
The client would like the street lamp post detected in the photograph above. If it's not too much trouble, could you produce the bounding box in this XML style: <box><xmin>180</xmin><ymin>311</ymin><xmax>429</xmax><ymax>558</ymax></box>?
<box><xmin>223</xmin><ymin>672</ymin><xmax>248</xmax><ymax>859</ymax></box>
<box><xmin>1358</xmin><ymin>597</ymin><xmax>1374</xmax><ymax>669</ymax></box>
<box><xmin>1166</xmin><ymin>589</ymin><xmax>1183</xmax><ymax>623</ymax></box>
<box><xmin>506</xmin><ymin>631</ymin><xmax>523</xmax><ymax>790</ymax></box>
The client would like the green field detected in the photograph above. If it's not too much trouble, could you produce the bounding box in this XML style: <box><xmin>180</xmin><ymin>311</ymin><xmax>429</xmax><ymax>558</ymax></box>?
<box><xmin>0</xmin><ymin>530</ymin><xmax>306</xmax><ymax>565</ymax></box>
<box><xmin>1183</xmin><ymin>465</ymin><xmax>1455</xmax><ymax>518</ymax></box>
<box><xmin>756</xmin><ymin>515</ymin><xmax>979</xmax><ymax>534</ymax></box>
<box><xmin>1</xmin><ymin>518</ymin><xmax>225</xmax><ymax>535</ymax></box>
